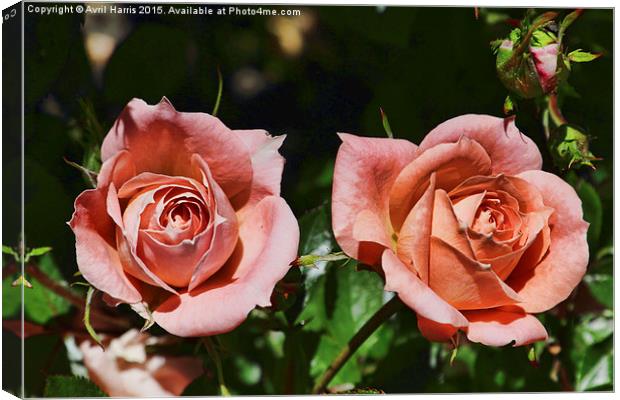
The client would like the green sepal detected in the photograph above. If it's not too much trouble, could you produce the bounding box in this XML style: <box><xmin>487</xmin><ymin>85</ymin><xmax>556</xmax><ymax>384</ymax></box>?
<box><xmin>379</xmin><ymin>107</ymin><xmax>394</xmax><ymax>138</ymax></box>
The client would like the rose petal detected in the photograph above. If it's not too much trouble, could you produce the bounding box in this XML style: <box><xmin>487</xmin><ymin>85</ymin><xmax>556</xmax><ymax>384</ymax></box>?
<box><xmin>109</xmin><ymin>184</ymin><xmax>179</xmax><ymax>293</ymax></box>
<box><xmin>101</xmin><ymin>97</ymin><xmax>253</xmax><ymax>199</ymax></box>
<box><xmin>431</xmin><ymin>189</ymin><xmax>475</xmax><ymax>258</ymax></box>
<box><xmin>231</xmin><ymin>129</ymin><xmax>286</xmax><ymax>216</ymax></box>
<box><xmin>452</xmin><ymin>191</ymin><xmax>486</xmax><ymax>227</ymax></box>
<box><xmin>80</xmin><ymin>334</ymin><xmax>203</xmax><ymax>396</ymax></box>
<box><xmin>428</xmin><ymin>236</ymin><xmax>522</xmax><ymax>310</ymax></box>
<box><xmin>417</xmin><ymin>316</ymin><xmax>460</xmax><ymax>342</ymax></box>
<box><xmin>188</xmin><ymin>155</ymin><xmax>239</xmax><ymax>291</ymax></box>
<box><xmin>507</xmin><ymin>171</ymin><xmax>589</xmax><ymax>313</ymax></box>
<box><xmin>464</xmin><ymin>306</ymin><xmax>548</xmax><ymax>347</ymax></box>
<box><xmin>69</xmin><ymin>188</ymin><xmax>141</xmax><ymax>304</ymax></box>
<box><xmin>96</xmin><ymin>150</ymin><xmax>136</xmax><ymax>189</ymax></box>
<box><xmin>417</xmin><ymin>114</ymin><xmax>542</xmax><ymax>175</ymax></box>
<box><xmin>153</xmin><ymin>196</ymin><xmax>299</xmax><ymax>337</ymax></box>
<box><xmin>390</xmin><ymin>136</ymin><xmax>492</xmax><ymax>231</ymax></box>
<box><xmin>332</xmin><ymin>133</ymin><xmax>417</xmax><ymax>265</ymax></box>
<box><xmin>382</xmin><ymin>249</ymin><xmax>468</xmax><ymax>329</ymax></box>
<box><xmin>450</xmin><ymin>174</ymin><xmax>546</xmax><ymax>214</ymax></box>
<box><xmin>397</xmin><ymin>173</ymin><xmax>436</xmax><ymax>283</ymax></box>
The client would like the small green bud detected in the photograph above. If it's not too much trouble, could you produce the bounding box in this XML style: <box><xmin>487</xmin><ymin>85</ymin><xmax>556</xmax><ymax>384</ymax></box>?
<box><xmin>549</xmin><ymin>124</ymin><xmax>600</xmax><ymax>170</ymax></box>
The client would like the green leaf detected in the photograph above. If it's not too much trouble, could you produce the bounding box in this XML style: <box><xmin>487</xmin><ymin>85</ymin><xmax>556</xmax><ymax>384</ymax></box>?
<box><xmin>24</xmin><ymin>254</ymin><xmax>72</xmax><ymax>324</ymax></box>
<box><xmin>2</xmin><ymin>245</ymin><xmax>19</xmax><ymax>261</ymax></box>
<box><xmin>568</xmin><ymin>50</ymin><xmax>602</xmax><ymax>63</ymax></box>
<box><xmin>559</xmin><ymin>9</ymin><xmax>583</xmax><ymax>40</ymax></box>
<box><xmin>24</xmin><ymin>246</ymin><xmax>52</xmax><ymax>262</ymax></box>
<box><xmin>583</xmin><ymin>274</ymin><xmax>612</xmax><ymax>309</ymax></box>
<box><xmin>298</xmin><ymin>204</ymin><xmax>336</xmax><ymax>256</ymax></box>
<box><xmin>2</xmin><ymin>273</ymin><xmax>20</xmax><ymax>318</ymax></box>
<box><xmin>574</xmin><ymin>179</ymin><xmax>602</xmax><ymax>248</ymax></box>
<box><xmin>575</xmin><ymin>313</ymin><xmax>613</xmax><ymax>347</ymax></box>
<box><xmin>296</xmin><ymin>204</ymin><xmax>340</xmax><ymax>328</ymax></box>
<box><xmin>575</xmin><ymin>340</ymin><xmax>613</xmax><ymax>391</ymax></box>
<box><xmin>306</xmin><ymin>264</ymin><xmax>394</xmax><ymax>387</ymax></box>
<box><xmin>44</xmin><ymin>375</ymin><xmax>107</xmax><ymax>397</ymax></box>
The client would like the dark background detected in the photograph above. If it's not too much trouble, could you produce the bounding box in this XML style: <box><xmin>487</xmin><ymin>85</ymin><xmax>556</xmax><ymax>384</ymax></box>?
<box><xmin>3</xmin><ymin>3</ymin><xmax>613</xmax><ymax>396</ymax></box>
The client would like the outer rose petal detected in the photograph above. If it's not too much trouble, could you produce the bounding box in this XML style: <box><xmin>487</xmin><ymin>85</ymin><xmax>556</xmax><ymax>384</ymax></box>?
<box><xmin>463</xmin><ymin>306</ymin><xmax>548</xmax><ymax>347</ymax></box>
<box><xmin>332</xmin><ymin>133</ymin><xmax>418</xmax><ymax>265</ymax></box>
<box><xmin>69</xmin><ymin>188</ymin><xmax>141</xmax><ymax>304</ymax></box>
<box><xmin>382</xmin><ymin>249</ymin><xmax>468</xmax><ymax>329</ymax></box>
<box><xmin>417</xmin><ymin>114</ymin><xmax>543</xmax><ymax>175</ymax></box>
<box><xmin>507</xmin><ymin>170</ymin><xmax>589</xmax><ymax>313</ymax></box>
<box><xmin>101</xmin><ymin>97</ymin><xmax>253</xmax><ymax>199</ymax></box>
<box><xmin>417</xmin><ymin>316</ymin><xmax>460</xmax><ymax>342</ymax></box>
<box><xmin>231</xmin><ymin>129</ymin><xmax>286</xmax><ymax>215</ymax></box>
<box><xmin>152</xmin><ymin>196</ymin><xmax>299</xmax><ymax>337</ymax></box>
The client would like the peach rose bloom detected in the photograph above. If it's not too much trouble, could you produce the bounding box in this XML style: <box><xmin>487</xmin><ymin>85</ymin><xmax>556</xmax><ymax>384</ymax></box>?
<box><xmin>332</xmin><ymin>115</ymin><xmax>588</xmax><ymax>346</ymax></box>
<box><xmin>79</xmin><ymin>329</ymin><xmax>203</xmax><ymax>396</ymax></box>
<box><xmin>69</xmin><ymin>97</ymin><xmax>299</xmax><ymax>337</ymax></box>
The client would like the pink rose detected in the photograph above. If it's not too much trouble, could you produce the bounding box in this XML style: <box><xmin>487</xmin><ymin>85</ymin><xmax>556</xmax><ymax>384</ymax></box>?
<box><xmin>332</xmin><ymin>114</ymin><xmax>588</xmax><ymax>346</ymax></box>
<box><xmin>79</xmin><ymin>329</ymin><xmax>203</xmax><ymax>396</ymax></box>
<box><xmin>69</xmin><ymin>98</ymin><xmax>299</xmax><ymax>337</ymax></box>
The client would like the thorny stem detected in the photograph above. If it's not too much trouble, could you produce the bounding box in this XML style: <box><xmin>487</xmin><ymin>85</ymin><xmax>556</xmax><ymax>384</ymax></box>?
<box><xmin>203</xmin><ymin>337</ymin><xmax>231</xmax><ymax>396</ymax></box>
<box><xmin>23</xmin><ymin>263</ymin><xmax>130</xmax><ymax>330</ymax></box>
<box><xmin>311</xmin><ymin>296</ymin><xmax>403</xmax><ymax>394</ymax></box>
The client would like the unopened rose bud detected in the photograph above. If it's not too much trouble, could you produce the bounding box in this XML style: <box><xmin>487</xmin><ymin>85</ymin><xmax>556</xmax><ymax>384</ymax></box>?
<box><xmin>494</xmin><ymin>12</ymin><xmax>568</xmax><ymax>98</ymax></box>
<box><xmin>549</xmin><ymin>124</ymin><xmax>600</xmax><ymax>170</ymax></box>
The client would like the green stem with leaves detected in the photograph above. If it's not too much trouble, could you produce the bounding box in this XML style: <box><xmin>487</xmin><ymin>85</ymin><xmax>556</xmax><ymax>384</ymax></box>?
<box><xmin>311</xmin><ymin>296</ymin><xmax>403</xmax><ymax>394</ymax></box>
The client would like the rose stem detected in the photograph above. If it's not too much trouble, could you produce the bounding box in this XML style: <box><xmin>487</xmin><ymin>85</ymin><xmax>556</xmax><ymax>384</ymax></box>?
<box><xmin>202</xmin><ymin>337</ymin><xmax>231</xmax><ymax>396</ymax></box>
<box><xmin>311</xmin><ymin>295</ymin><xmax>403</xmax><ymax>394</ymax></box>
<box><xmin>24</xmin><ymin>263</ymin><xmax>131</xmax><ymax>330</ymax></box>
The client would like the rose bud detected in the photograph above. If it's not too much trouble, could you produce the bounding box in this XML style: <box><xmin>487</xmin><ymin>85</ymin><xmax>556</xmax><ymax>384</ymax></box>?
<box><xmin>495</xmin><ymin>12</ymin><xmax>569</xmax><ymax>99</ymax></box>
<box><xmin>549</xmin><ymin>124</ymin><xmax>600</xmax><ymax>170</ymax></box>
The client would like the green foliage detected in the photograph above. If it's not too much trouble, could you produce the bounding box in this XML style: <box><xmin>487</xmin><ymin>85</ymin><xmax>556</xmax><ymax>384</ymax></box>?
<box><xmin>568</xmin><ymin>50</ymin><xmax>602</xmax><ymax>63</ymax></box>
<box><xmin>24</xmin><ymin>246</ymin><xmax>53</xmax><ymax>262</ymax></box>
<box><xmin>24</xmin><ymin>254</ymin><xmax>72</xmax><ymax>324</ymax></box>
<box><xmin>573</xmin><ymin>312</ymin><xmax>613</xmax><ymax>391</ymax></box>
<box><xmin>44</xmin><ymin>376</ymin><xmax>107</xmax><ymax>397</ymax></box>
<box><xmin>295</xmin><ymin>203</ymin><xmax>394</xmax><ymax>388</ymax></box>
<box><xmin>2</xmin><ymin>271</ymin><xmax>20</xmax><ymax>318</ymax></box>
<box><xmin>2</xmin><ymin>245</ymin><xmax>19</xmax><ymax>261</ymax></box>
<box><xmin>568</xmin><ymin>174</ymin><xmax>603</xmax><ymax>248</ymax></box>
<box><xmin>583</xmin><ymin>274</ymin><xmax>612</xmax><ymax>309</ymax></box>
